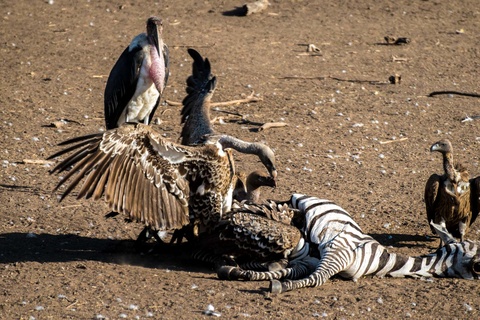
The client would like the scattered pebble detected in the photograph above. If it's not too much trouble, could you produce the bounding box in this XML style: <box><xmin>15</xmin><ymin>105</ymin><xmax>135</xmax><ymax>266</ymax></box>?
<box><xmin>128</xmin><ymin>304</ymin><xmax>138</xmax><ymax>310</ymax></box>
<box><xmin>464</xmin><ymin>303</ymin><xmax>473</xmax><ymax>312</ymax></box>
<box><xmin>203</xmin><ymin>304</ymin><xmax>221</xmax><ymax>317</ymax></box>
<box><xmin>377</xmin><ymin>297</ymin><xmax>384</xmax><ymax>304</ymax></box>
<box><xmin>34</xmin><ymin>306</ymin><xmax>44</xmax><ymax>311</ymax></box>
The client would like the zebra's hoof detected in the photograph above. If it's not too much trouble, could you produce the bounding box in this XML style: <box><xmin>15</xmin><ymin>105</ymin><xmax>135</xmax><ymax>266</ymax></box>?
<box><xmin>217</xmin><ymin>266</ymin><xmax>236</xmax><ymax>280</ymax></box>
<box><xmin>270</xmin><ymin>280</ymin><xmax>283</xmax><ymax>294</ymax></box>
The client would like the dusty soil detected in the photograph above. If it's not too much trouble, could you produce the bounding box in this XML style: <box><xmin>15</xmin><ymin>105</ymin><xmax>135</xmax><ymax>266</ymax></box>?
<box><xmin>1</xmin><ymin>0</ymin><xmax>480</xmax><ymax>319</ymax></box>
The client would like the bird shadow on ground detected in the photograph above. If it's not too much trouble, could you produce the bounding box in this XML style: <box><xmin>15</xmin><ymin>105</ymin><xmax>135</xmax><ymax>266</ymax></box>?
<box><xmin>0</xmin><ymin>183</ymin><xmax>47</xmax><ymax>195</ymax></box>
<box><xmin>370</xmin><ymin>233</ymin><xmax>437</xmax><ymax>249</ymax></box>
<box><xmin>0</xmin><ymin>232</ymin><xmax>212</xmax><ymax>274</ymax></box>
<box><xmin>238</xmin><ymin>288</ymin><xmax>269</xmax><ymax>295</ymax></box>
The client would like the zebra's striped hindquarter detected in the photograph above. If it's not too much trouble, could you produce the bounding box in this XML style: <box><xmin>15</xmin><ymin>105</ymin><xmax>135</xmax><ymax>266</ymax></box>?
<box><xmin>271</xmin><ymin>194</ymin><xmax>480</xmax><ymax>293</ymax></box>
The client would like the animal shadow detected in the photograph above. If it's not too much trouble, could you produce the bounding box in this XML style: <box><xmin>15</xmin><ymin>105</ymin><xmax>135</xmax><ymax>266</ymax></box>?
<box><xmin>0</xmin><ymin>232</ymin><xmax>211</xmax><ymax>274</ymax></box>
<box><xmin>370</xmin><ymin>233</ymin><xmax>436</xmax><ymax>249</ymax></box>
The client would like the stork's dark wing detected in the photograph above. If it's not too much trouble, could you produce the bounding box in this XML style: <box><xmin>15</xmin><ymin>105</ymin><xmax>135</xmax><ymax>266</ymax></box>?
<box><xmin>48</xmin><ymin>123</ymin><xmax>190</xmax><ymax>231</ymax></box>
<box><xmin>425</xmin><ymin>174</ymin><xmax>442</xmax><ymax>233</ymax></box>
<box><xmin>104</xmin><ymin>45</ymin><xmax>144</xmax><ymax>130</ymax></box>
<box><xmin>469</xmin><ymin>176</ymin><xmax>480</xmax><ymax>226</ymax></box>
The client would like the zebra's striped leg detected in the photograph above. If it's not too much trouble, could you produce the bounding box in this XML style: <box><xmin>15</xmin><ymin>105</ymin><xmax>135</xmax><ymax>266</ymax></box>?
<box><xmin>218</xmin><ymin>256</ymin><xmax>319</xmax><ymax>282</ymax></box>
<box><xmin>217</xmin><ymin>265</ymin><xmax>296</xmax><ymax>281</ymax></box>
<box><xmin>270</xmin><ymin>251</ymin><xmax>349</xmax><ymax>293</ymax></box>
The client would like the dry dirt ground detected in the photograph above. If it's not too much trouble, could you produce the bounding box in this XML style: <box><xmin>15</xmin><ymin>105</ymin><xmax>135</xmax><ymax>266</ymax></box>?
<box><xmin>1</xmin><ymin>0</ymin><xmax>480</xmax><ymax>319</ymax></box>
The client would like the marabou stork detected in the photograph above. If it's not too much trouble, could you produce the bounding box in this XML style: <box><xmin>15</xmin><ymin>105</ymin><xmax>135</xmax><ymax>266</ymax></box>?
<box><xmin>104</xmin><ymin>16</ymin><xmax>169</xmax><ymax>129</ymax></box>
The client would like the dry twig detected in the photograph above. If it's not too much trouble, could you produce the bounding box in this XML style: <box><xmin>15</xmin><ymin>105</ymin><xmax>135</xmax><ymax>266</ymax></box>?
<box><xmin>258</xmin><ymin>122</ymin><xmax>288</xmax><ymax>131</ymax></box>
<box><xmin>166</xmin><ymin>91</ymin><xmax>262</xmax><ymax>107</ymax></box>
<box><xmin>379</xmin><ymin>137</ymin><xmax>408</xmax><ymax>145</ymax></box>
<box><xmin>428</xmin><ymin>91</ymin><xmax>480</xmax><ymax>98</ymax></box>
<box><xmin>392</xmin><ymin>56</ymin><xmax>408</xmax><ymax>62</ymax></box>
<box><xmin>278</xmin><ymin>76</ymin><xmax>326</xmax><ymax>80</ymax></box>
<box><xmin>22</xmin><ymin>159</ymin><xmax>55</xmax><ymax>165</ymax></box>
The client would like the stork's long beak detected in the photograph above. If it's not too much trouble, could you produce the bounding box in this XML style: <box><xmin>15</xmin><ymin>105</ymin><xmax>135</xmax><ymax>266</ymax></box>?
<box><xmin>147</xmin><ymin>17</ymin><xmax>162</xmax><ymax>55</ymax></box>
<box><xmin>153</xmin><ymin>23</ymin><xmax>160</xmax><ymax>54</ymax></box>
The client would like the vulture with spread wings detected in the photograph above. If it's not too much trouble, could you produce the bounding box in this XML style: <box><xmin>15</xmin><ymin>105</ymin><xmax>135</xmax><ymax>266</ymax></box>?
<box><xmin>48</xmin><ymin>123</ymin><xmax>236</xmax><ymax>234</ymax></box>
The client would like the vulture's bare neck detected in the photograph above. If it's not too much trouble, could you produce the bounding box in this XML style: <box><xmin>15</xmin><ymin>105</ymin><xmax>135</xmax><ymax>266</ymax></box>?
<box><xmin>213</xmin><ymin>134</ymin><xmax>276</xmax><ymax>178</ymax></box>
<box><xmin>443</xmin><ymin>152</ymin><xmax>456</xmax><ymax>182</ymax></box>
<box><xmin>217</xmin><ymin>135</ymin><xmax>265</xmax><ymax>155</ymax></box>
<box><xmin>181</xmin><ymin>101</ymin><xmax>214</xmax><ymax>145</ymax></box>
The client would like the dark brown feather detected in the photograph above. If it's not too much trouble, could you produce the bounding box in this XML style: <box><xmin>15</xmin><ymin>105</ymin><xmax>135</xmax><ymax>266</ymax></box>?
<box><xmin>426</xmin><ymin>139</ymin><xmax>478</xmax><ymax>240</ymax></box>
<box><xmin>49</xmin><ymin>123</ymin><xmax>238</xmax><ymax>233</ymax></box>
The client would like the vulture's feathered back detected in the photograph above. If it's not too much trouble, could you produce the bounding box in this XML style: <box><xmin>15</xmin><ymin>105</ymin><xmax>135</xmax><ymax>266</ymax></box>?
<box><xmin>425</xmin><ymin>139</ymin><xmax>479</xmax><ymax>242</ymax></box>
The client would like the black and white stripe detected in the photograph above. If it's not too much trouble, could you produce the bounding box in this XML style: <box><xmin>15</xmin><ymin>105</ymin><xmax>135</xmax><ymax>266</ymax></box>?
<box><xmin>219</xmin><ymin>194</ymin><xmax>480</xmax><ymax>293</ymax></box>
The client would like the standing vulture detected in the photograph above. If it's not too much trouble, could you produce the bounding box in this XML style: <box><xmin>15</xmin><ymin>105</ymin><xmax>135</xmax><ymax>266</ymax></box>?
<box><xmin>104</xmin><ymin>17</ymin><xmax>169</xmax><ymax>129</ymax></box>
<box><xmin>425</xmin><ymin>139</ymin><xmax>479</xmax><ymax>244</ymax></box>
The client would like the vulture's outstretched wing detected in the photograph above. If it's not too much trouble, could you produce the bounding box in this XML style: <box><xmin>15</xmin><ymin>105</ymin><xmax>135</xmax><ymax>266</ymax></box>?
<box><xmin>49</xmin><ymin>123</ymin><xmax>195</xmax><ymax>231</ymax></box>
